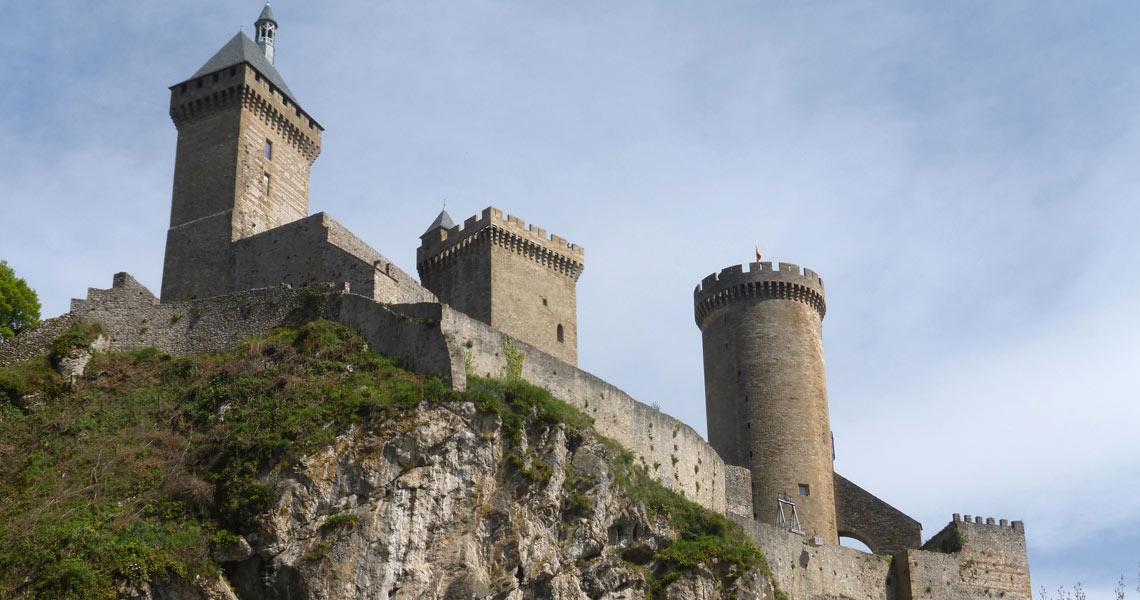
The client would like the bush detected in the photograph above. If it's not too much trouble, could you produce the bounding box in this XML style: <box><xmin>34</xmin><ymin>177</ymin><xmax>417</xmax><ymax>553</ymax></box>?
<box><xmin>48</xmin><ymin>322</ymin><xmax>104</xmax><ymax>367</ymax></box>
<box><xmin>320</xmin><ymin>514</ymin><xmax>359</xmax><ymax>532</ymax></box>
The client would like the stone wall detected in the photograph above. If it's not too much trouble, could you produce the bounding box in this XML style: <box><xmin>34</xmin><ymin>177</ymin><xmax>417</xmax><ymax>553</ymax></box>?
<box><xmin>731</xmin><ymin>514</ymin><xmax>897</xmax><ymax>600</ymax></box>
<box><xmin>725</xmin><ymin>465</ymin><xmax>755</xmax><ymax>518</ymax></box>
<box><xmin>71</xmin><ymin>273</ymin><xmax>317</xmax><ymax>356</ymax></box>
<box><xmin>234</xmin><ymin>213</ymin><xmax>433</xmax><ymax>306</ymax></box>
<box><xmin>835</xmin><ymin>472</ymin><xmax>923</xmax><ymax>555</ymax></box>
<box><xmin>436</xmin><ymin>305</ymin><xmax>728</xmax><ymax>512</ymax></box>
<box><xmin>0</xmin><ymin>313</ymin><xmax>78</xmax><ymax>367</ymax></box>
<box><xmin>897</xmin><ymin>516</ymin><xmax>1031</xmax><ymax>600</ymax></box>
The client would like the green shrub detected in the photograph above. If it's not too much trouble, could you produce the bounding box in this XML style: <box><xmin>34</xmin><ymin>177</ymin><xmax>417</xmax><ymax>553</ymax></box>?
<box><xmin>48</xmin><ymin>322</ymin><xmax>104</xmax><ymax>367</ymax></box>
<box><xmin>0</xmin><ymin>358</ymin><xmax>60</xmax><ymax>403</ymax></box>
<box><xmin>320</xmin><ymin>514</ymin><xmax>360</xmax><ymax>532</ymax></box>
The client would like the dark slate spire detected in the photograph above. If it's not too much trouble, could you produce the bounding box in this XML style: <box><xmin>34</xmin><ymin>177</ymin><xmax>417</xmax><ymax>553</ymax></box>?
<box><xmin>189</xmin><ymin>31</ymin><xmax>296</xmax><ymax>103</ymax></box>
<box><xmin>257</xmin><ymin>2</ymin><xmax>277</xmax><ymax>25</ymax></box>
<box><xmin>254</xmin><ymin>2</ymin><xmax>278</xmax><ymax>64</ymax></box>
<box><xmin>423</xmin><ymin>210</ymin><xmax>456</xmax><ymax>235</ymax></box>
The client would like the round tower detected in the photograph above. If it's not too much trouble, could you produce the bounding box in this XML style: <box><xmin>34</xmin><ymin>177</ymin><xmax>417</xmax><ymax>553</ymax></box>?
<box><xmin>694</xmin><ymin>261</ymin><xmax>836</xmax><ymax>542</ymax></box>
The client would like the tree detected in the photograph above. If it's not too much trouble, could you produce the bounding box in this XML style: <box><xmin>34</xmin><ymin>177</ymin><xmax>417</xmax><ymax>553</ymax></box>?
<box><xmin>0</xmin><ymin>260</ymin><xmax>40</xmax><ymax>340</ymax></box>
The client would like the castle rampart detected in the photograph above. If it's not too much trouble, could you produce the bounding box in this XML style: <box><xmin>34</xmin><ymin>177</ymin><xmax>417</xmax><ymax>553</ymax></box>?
<box><xmin>896</xmin><ymin>515</ymin><xmax>1031</xmax><ymax>600</ymax></box>
<box><xmin>233</xmin><ymin>213</ymin><xmax>434</xmax><ymax>306</ymax></box>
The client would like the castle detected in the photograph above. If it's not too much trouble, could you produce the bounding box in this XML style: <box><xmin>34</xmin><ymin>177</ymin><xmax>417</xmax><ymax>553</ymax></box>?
<box><xmin>0</xmin><ymin>6</ymin><xmax>1033</xmax><ymax>599</ymax></box>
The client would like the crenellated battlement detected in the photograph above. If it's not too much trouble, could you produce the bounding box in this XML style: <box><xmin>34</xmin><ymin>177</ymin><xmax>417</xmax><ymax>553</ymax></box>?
<box><xmin>417</xmin><ymin>206</ymin><xmax>585</xmax><ymax>280</ymax></box>
<box><xmin>693</xmin><ymin>261</ymin><xmax>826</xmax><ymax>326</ymax></box>
<box><xmin>952</xmin><ymin>513</ymin><xmax>1025</xmax><ymax>532</ymax></box>
<box><xmin>169</xmin><ymin>63</ymin><xmax>322</xmax><ymax>162</ymax></box>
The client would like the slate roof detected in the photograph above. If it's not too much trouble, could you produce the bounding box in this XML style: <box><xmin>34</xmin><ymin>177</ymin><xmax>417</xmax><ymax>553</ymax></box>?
<box><xmin>257</xmin><ymin>4</ymin><xmax>276</xmax><ymax>23</ymax></box>
<box><xmin>186</xmin><ymin>32</ymin><xmax>296</xmax><ymax>104</ymax></box>
<box><xmin>424</xmin><ymin>210</ymin><xmax>456</xmax><ymax>235</ymax></box>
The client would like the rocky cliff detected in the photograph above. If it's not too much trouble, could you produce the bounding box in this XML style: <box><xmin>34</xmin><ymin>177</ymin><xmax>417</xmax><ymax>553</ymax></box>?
<box><xmin>0</xmin><ymin>320</ymin><xmax>781</xmax><ymax>599</ymax></box>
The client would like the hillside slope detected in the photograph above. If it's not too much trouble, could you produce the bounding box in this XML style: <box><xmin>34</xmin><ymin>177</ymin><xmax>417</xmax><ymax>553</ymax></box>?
<box><xmin>0</xmin><ymin>321</ymin><xmax>781</xmax><ymax>599</ymax></box>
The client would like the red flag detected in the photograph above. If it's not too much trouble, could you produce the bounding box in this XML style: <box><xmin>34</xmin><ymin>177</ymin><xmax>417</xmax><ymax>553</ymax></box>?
<box><xmin>755</xmin><ymin>246</ymin><xmax>762</xmax><ymax>262</ymax></box>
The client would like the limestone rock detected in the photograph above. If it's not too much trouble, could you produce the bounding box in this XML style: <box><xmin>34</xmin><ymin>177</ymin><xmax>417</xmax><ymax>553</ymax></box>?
<box><xmin>192</xmin><ymin>402</ymin><xmax>777</xmax><ymax>599</ymax></box>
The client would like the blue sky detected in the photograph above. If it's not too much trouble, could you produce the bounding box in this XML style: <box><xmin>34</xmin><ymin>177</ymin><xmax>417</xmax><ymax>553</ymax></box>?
<box><xmin>2</xmin><ymin>1</ymin><xmax>1139</xmax><ymax>594</ymax></box>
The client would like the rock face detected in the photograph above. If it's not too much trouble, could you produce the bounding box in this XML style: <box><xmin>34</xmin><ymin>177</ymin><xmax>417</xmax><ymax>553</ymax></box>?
<box><xmin>214</xmin><ymin>402</ymin><xmax>775</xmax><ymax>600</ymax></box>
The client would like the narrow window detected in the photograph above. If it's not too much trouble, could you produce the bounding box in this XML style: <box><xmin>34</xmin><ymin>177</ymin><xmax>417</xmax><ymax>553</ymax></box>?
<box><xmin>556</xmin><ymin>324</ymin><xmax>564</xmax><ymax>343</ymax></box>
<box><xmin>799</xmin><ymin>484</ymin><xmax>810</xmax><ymax>497</ymax></box>
<box><xmin>262</xmin><ymin>173</ymin><xmax>271</xmax><ymax>197</ymax></box>
<box><xmin>542</xmin><ymin>298</ymin><xmax>548</xmax><ymax>306</ymax></box>
<box><xmin>264</xmin><ymin>139</ymin><xmax>273</xmax><ymax>160</ymax></box>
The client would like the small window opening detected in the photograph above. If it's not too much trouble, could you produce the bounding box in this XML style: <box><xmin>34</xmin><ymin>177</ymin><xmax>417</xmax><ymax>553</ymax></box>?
<box><xmin>798</xmin><ymin>484</ymin><xmax>810</xmax><ymax>497</ymax></box>
<box><xmin>265</xmin><ymin>139</ymin><xmax>273</xmax><ymax>160</ymax></box>
<box><xmin>556</xmin><ymin>324</ymin><xmax>564</xmax><ymax>343</ymax></box>
<box><xmin>747</xmin><ymin>421</ymin><xmax>751</xmax><ymax>429</ymax></box>
<box><xmin>542</xmin><ymin>298</ymin><xmax>548</xmax><ymax>306</ymax></box>
<box><xmin>262</xmin><ymin>173</ymin><xmax>271</xmax><ymax>197</ymax></box>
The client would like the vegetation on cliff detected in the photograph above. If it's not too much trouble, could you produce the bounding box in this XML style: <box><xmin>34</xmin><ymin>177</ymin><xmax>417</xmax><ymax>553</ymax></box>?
<box><xmin>0</xmin><ymin>320</ymin><xmax>772</xmax><ymax>599</ymax></box>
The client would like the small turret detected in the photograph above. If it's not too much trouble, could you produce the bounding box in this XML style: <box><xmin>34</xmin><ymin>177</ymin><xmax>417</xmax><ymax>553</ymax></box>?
<box><xmin>255</xmin><ymin>2</ymin><xmax>277</xmax><ymax>64</ymax></box>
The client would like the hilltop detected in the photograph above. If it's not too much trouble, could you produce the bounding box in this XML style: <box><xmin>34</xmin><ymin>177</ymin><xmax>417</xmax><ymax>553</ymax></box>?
<box><xmin>0</xmin><ymin>320</ymin><xmax>781</xmax><ymax>599</ymax></box>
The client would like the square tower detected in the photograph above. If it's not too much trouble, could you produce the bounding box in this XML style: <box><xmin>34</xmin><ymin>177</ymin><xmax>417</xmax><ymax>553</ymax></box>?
<box><xmin>161</xmin><ymin>24</ymin><xmax>322</xmax><ymax>302</ymax></box>
<box><xmin>417</xmin><ymin>207</ymin><xmax>585</xmax><ymax>365</ymax></box>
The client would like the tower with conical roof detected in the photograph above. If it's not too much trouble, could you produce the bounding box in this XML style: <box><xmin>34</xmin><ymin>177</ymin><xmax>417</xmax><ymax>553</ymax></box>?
<box><xmin>161</xmin><ymin>4</ymin><xmax>322</xmax><ymax>302</ymax></box>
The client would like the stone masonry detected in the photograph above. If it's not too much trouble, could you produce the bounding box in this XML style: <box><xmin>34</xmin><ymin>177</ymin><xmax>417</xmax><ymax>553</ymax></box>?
<box><xmin>162</xmin><ymin>34</ymin><xmax>322</xmax><ymax>303</ymax></box>
<box><xmin>695</xmin><ymin>261</ymin><xmax>837</xmax><ymax>542</ymax></box>
<box><xmin>418</xmin><ymin>207</ymin><xmax>585</xmax><ymax>366</ymax></box>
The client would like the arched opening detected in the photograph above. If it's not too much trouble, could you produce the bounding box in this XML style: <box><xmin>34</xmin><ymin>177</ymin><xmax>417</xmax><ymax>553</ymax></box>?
<box><xmin>556</xmin><ymin>324</ymin><xmax>564</xmax><ymax>343</ymax></box>
<box><xmin>838</xmin><ymin>532</ymin><xmax>875</xmax><ymax>555</ymax></box>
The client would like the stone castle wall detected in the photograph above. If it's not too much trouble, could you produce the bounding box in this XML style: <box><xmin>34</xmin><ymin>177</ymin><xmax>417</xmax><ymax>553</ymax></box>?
<box><xmin>732</xmin><ymin>514</ymin><xmax>897</xmax><ymax>600</ymax></box>
<box><xmin>897</xmin><ymin>516</ymin><xmax>1031</xmax><ymax>600</ymax></box>
<box><xmin>835</xmin><ymin>473</ymin><xmax>923</xmax><ymax>555</ymax></box>
<box><xmin>233</xmin><ymin>213</ymin><xmax>434</xmax><ymax>306</ymax></box>
<box><xmin>437</xmin><ymin>303</ymin><xmax>737</xmax><ymax>512</ymax></box>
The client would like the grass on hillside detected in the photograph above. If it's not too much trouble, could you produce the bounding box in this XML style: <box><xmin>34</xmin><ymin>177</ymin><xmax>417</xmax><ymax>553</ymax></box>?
<box><xmin>0</xmin><ymin>319</ymin><xmax>775</xmax><ymax>599</ymax></box>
